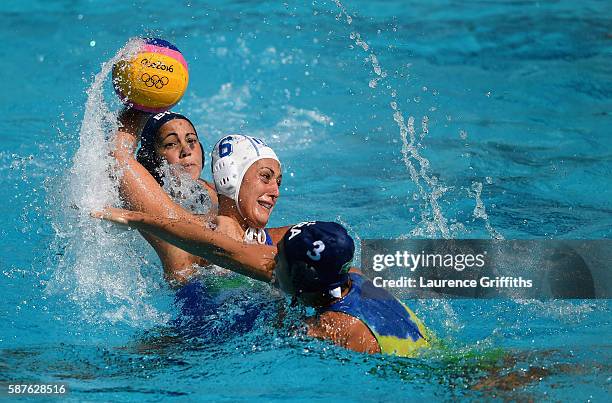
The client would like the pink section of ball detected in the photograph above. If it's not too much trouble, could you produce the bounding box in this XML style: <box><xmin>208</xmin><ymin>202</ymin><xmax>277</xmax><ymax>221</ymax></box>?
<box><xmin>130</xmin><ymin>101</ymin><xmax>175</xmax><ymax>113</ymax></box>
<box><xmin>142</xmin><ymin>44</ymin><xmax>188</xmax><ymax>71</ymax></box>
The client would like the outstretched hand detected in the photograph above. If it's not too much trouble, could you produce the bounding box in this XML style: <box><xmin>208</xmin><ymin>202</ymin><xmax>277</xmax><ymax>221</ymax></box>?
<box><xmin>91</xmin><ymin>207</ymin><xmax>135</xmax><ymax>227</ymax></box>
<box><xmin>91</xmin><ymin>205</ymin><xmax>277</xmax><ymax>283</ymax></box>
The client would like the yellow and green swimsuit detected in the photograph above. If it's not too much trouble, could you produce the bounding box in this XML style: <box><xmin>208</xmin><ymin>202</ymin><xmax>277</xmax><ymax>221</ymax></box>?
<box><xmin>319</xmin><ymin>272</ymin><xmax>429</xmax><ymax>357</ymax></box>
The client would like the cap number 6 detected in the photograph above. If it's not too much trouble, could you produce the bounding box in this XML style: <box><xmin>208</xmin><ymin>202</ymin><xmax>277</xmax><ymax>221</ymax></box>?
<box><xmin>306</xmin><ymin>240</ymin><xmax>325</xmax><ymax>261</ymax></box>
<box><xmin>219</xmin><ymin>136</ymin><xmax>233</xmax><ymax>157</ymax></box>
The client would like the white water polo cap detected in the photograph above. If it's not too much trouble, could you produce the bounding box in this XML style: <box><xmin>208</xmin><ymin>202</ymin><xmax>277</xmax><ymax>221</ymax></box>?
<box><xmin>211</xmin><ymin>135</ymin><xmax>280</xmax><ymax>211</ymax></box>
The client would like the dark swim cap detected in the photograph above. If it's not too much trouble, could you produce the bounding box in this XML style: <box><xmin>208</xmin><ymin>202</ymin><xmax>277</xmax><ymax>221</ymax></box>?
<box><xmin>136</xmin><ymin>111</ymin><xmax>204</xmax><ymax>185</ymax></box>
<box><xmin>282</xmin><ymin>221</ymin><xmax>355</xmax><ymax>294</ymax></box>
<box><xmin>140</xmin><ymin>110</ymin><xmax>197</xmax><ymax>153</ymax></box>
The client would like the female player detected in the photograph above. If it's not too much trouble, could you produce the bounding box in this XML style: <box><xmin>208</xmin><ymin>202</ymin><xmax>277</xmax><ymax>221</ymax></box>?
<box><xmin>93</xmin><ymin>209</ymin><xmax>430</xmax><ymax>356</ymax></box>
<box><xmin>111</xmin><ymin>109</ymin><xmax>290</xmax><ymax>285</ymax></box>
<box><xmin>112</xmin><ymin>108</ymin><xmax>216</xmax><ymax>284</ymax></box>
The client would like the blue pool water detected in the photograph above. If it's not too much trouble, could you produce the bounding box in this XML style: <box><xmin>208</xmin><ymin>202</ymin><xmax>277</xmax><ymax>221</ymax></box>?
<box><xmin>1</xmin><ymin>0</ymin><xmax>611</xmax><ymax>401</ymax></box>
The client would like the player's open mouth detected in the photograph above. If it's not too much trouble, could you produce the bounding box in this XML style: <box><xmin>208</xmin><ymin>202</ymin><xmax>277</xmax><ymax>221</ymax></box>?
<box><xmin>258</xmin><ymin>200</ymin><xmax>274</xmax><ymax>210</ymax></box>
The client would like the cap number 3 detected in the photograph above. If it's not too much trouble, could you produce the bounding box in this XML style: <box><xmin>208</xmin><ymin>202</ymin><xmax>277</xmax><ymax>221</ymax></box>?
<box><xmin>306</xmin><ymin>240</ymin><xmax>325</xmax><ymax>261</ymax></box>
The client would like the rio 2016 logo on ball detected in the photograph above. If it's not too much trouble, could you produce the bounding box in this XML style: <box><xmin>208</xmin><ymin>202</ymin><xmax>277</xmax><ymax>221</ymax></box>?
<box><xmin>112</xmin><ymin>38</ymin><xmax>189</xmax><ymax>113</ymax></box>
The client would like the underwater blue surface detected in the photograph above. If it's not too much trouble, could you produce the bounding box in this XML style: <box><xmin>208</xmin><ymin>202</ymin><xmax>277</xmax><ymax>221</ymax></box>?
<box><xmin>1</xmin><ymin>0</ymin><xmax>611</xmax><ymax>401</ymax></box>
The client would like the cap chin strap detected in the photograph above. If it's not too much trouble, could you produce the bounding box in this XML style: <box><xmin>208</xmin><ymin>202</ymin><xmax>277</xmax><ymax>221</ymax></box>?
<box><xmin>244</xmin><ymin>227</ymin><xmax>267</xmax><ymax>244</ymax></box>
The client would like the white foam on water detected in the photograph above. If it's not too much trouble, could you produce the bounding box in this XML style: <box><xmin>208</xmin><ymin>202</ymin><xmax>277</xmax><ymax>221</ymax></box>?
<box><xmin>267</xmin><ymin>106</ymin><xmax>332</xmax><ymax>150</ymax></box>
<box><xmin>512</xmin><ymin>299</ymin><xmax>605</xmax><ymax>323</ymax></box>
<box><xmin>191</xmin><ymin>82</ymin><xmax>251</xmax><ymax>138</ymax></box>
<box><xmin>46</xmin><ymin>38</ymin><xmax>171</xmax><ymax>329</ymax></box>
<box><xmin>191</xmin><ymin>83</ymin><xmax>331</xmax><ymax>151</ymax></box>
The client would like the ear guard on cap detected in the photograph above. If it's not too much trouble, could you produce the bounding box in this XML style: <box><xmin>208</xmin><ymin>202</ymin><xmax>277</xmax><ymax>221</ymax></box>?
<box><xmin>291</xmin><ymin>261</ymin><xmax>350</xmax><ymax>295</ymax></box>
<box><xmin>291</xmin><ymin>261</ymin><xmax>324</xmax><ymax>294</ymax></box>
<box><xmin>212</xmin><ymin>154</ymin><xmax>239</xmax><ymax>195</ymax></box>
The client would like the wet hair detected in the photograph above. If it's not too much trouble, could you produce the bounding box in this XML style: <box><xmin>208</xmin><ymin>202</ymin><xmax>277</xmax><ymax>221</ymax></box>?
<box><xmin>136</xmin><ymin>111</ymin><xmax>204</xmax><ymax>186</ymax></box>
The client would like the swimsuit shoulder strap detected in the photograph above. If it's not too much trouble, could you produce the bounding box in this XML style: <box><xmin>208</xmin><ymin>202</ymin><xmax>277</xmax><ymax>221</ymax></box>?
<box><xmin>264</xmin><ymin>228</ymin><xmax>273</xmax><ymax>245</ymax></box>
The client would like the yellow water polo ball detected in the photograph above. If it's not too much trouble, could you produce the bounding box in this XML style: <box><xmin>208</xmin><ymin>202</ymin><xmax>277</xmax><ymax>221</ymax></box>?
<box><xmin>112</xmin><ymin>38</ymin><xmax>189</xmax><ymax>113</ymax></box>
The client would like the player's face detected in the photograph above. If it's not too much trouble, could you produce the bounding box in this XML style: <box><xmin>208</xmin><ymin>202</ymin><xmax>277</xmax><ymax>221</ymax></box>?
<box><xmin>237</xmin><ymin>158</ymin><xmax>281</xmax><ymax>228</ymax></box>
<box><xmin>155</xmin><ymin>119</ymin><xmax>203</xmax><ymax>180</ymax></box>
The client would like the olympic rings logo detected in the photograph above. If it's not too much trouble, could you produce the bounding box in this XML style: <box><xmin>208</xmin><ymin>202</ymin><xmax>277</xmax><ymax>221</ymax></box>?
<box><xmin>141</xmin><ymin>73</ymin><xmax>169</xmax><ymax>89</ymax></box>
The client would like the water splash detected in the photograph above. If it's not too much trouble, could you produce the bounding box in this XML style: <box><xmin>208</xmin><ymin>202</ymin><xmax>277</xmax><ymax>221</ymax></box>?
<box><xmin>159</xmin><ymin>164</ymin><xmax>214</xmax><ymax>215</ymax></box>
<box><xmin>333</xmin><ymin>2</ymin><xmax>508</xmax><ymax>241</ymax></box>
<box><xmin>330</xmin><ymin>1</ymin><xmax>518</xmax><ymax>345</ymax></box>
<box><xmin>47</xmin><ymin>38</ymin><xmax>170</xmax><ymax>328</ymax></box>
<box><xmin>336</xmin><ymin>215</ymin><xmax>362</xmax><ymax>265</ymax></box>
<box><xmin>468</xmin><ymin>182</ymin><xmax>504</xmax><ymax>240</ymax></box>
<box><xmin>333</xmin><ymin>1</ymin><xmax>452</xmax><ymax>239</ymax></box>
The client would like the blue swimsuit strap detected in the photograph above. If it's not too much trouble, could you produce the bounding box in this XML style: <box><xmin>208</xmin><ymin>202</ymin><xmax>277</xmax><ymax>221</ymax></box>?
<box><xmin>264</xmin><ymin>228</ymin><xmax>273</xmax><ymax>245</ymax></box>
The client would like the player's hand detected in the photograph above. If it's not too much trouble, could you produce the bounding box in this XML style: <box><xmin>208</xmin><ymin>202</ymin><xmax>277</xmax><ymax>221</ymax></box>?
<box><xmin>90</xmin><ymin>207</ymin><xmax>134</xmax><ymax>227</ymax></box>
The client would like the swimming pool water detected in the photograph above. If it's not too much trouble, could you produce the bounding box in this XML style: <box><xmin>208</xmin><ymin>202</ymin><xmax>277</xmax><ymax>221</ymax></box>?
<box><xmin>1</xmin><ymin>0</ymin><xmax>611</xmax><ymax>401</ymax></box>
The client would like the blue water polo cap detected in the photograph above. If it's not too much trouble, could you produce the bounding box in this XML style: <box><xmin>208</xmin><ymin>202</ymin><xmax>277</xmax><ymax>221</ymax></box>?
<box><xmin>282</xmin><ymin>221</ymin><xmax>355</xmax><ymax>293</ymax></box>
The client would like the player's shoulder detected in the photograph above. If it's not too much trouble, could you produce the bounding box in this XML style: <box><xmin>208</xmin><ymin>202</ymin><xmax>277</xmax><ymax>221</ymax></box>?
<box><xmin>265</xmin><ymin>225</ymin><xmax>292</xmax><ymax>244</ymax></box>
<box><xmin>309</xmin><ymin>311</ymin><xmax>380</xmax><ymax>354</ymax></box>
